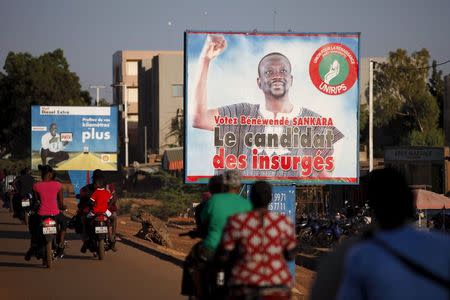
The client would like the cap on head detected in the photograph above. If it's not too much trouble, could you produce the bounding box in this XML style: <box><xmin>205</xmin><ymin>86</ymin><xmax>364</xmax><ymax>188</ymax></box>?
<box><xmin>223</xmin><ymin>170</ymin><xmax>241</xmax><ymax>189</ymax></box>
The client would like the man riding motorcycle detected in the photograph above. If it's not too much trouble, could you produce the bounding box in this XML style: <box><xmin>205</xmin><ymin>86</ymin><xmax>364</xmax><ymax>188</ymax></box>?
<box><xmin>78</xmin><ymin>169</ymin><xmax>117</xmax><ymax>253</ymax></box>
<box><xmin>12</xmin><ymin>167</ymin><xmax>35</xmax><ymax>223</ymax></box>
<box><xmin>181</xmin><ymin>170</ymin><xmax>252</xmax><ymax>299</ymax></box>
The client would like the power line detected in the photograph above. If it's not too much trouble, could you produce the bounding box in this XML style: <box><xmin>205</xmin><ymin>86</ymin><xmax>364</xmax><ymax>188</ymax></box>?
<box><xmin>373</xmin><ymin>59</ymin><xmax>450</xmax><ymax>71</ymax></box>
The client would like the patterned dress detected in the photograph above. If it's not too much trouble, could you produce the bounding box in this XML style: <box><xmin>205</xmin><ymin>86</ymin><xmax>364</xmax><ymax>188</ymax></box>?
<box><xmin>220</xmin><ymin>210</ymin><xmax>297</xmax><ymax>287</ymax></box>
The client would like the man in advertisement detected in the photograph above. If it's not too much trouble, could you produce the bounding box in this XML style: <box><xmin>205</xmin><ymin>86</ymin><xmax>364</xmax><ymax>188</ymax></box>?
<box><xmin>192</xmin><ymin>34</ymin><xmax>344</xmax><ymax>178</ymax></box>
<box><xmin>40</xmin><ymin>123</ymin><xmax>69</xmax><ymax>168</ymax></box>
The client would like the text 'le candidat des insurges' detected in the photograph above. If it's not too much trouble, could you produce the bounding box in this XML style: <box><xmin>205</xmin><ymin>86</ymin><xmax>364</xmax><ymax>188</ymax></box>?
<box><xmin>213</xmin><ymin>115</ymin><xmax>337</xmax><ymax>176</ymax></box>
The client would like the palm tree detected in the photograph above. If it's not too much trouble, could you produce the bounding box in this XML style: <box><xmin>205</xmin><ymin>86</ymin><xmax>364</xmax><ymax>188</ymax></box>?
<box><xmin>166</xmin><ymin>108</ymin><xmax>184</xmax><ymax>147</ymax></box>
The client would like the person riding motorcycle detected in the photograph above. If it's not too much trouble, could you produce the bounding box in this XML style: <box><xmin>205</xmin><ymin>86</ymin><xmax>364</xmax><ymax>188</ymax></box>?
<box><xmin>25</xmin><ymin>165</ymin><xmax>68</xmax><ymax>260</ymax></box>
<box><xmin>78</xmin><ymin>169</ymin><xmax>117</xmax><ymax>253</ymax></box>
<box><xmin>182</xmin><ymin>170</ymin><xmax>252</xmax><ymax>299</ymax></box>
<box><xmin>217</xmin><ymin>181</ymin><xmax>298</xmax><ymax>299</ymax></box>
<box><xmin>12</xmin><ymin>167</ymin><xmax>35</xmax><ymax>222</ymax></box>
<box><xmin>181</xmin><ymin>175</ymin><xmax>224</xmax><ymax>298</ymax></box>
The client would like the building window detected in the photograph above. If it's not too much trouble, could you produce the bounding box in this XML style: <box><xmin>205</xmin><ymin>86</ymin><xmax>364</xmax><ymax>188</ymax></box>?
<box><xmin>126</xmin><ymin>61</ymin><xmax>138</xmax><ymax>76</ymax></box>
<box><xmin>172</xmin><ymin>84</ymin><xmax>183</xmax><ymax>97</ymax></box>
<box><xmin>127</xmin><ymin>87</ymin><xmax>138</xmax><ymax>104</ymax></box>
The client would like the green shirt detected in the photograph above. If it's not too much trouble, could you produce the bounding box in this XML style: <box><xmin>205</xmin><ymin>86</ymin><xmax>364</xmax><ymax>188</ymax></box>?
<box><xmin>201</xmin><ymin>192</ymin><xmax>252</xmax><ymax>251</ymax></box>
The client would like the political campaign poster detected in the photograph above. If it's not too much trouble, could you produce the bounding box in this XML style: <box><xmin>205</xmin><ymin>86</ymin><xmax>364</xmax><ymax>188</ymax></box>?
<box><xmin>185</xmin><ymin>31</ymin><xmax>360</xmax><ymax>184</ymax></box>
<box><xmin>31</xmin><ymin>106</ymin><xmax>118</xmax><ymax>171</ymax></box>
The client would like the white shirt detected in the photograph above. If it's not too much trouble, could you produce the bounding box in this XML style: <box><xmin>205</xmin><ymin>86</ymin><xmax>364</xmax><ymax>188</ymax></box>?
<box><xmin>41</xmin><ymin>132</ymin><xmax>65</xmax><ymax>153</ymax></box>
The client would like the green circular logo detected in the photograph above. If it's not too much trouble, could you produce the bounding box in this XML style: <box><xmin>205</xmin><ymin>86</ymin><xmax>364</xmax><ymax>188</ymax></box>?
<box><xmin>318</xmin><ymin>54</ymin><xmax>349</xmax><ymax>86</ymax></box>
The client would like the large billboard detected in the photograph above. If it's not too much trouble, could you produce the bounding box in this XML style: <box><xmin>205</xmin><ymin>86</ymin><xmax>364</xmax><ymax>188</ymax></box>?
<box><xmin>185</xmin><ymin>31</ymin><xmax>360</xmax><ymax>184</ymax></box>
<box><xmin>31</xmin><ymin>106</ymin><xmax>118</xmax><ymax>171</ymax></box>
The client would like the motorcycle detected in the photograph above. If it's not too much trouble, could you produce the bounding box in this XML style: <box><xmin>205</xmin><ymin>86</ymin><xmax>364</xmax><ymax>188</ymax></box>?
<box><xmin>179</xmin><ymin>230</ymin><xmax>227</xmax><ymax>300</ymax></box>
<box><xmin>19</xmin><ymin>193</ymin><xmax>33</xmax><ymax>225</ymax></box>
<box><xmin>86</xmin><ymin>213</ymin><xmax>111</xmax><ymax>260</ymax></box>
<box><xmin>38</xmin><ymin>215</ymin><xmax>58</xmax><ymax>268</ymax></box>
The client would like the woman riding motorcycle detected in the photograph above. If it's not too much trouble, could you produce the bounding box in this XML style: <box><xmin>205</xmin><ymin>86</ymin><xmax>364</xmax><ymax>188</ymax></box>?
<box><xmin>25</xmin><ymin>165</ymin><xmax>68</xmax><ymax>260</ymax></box>
<box><xmin>217</xmin><ymin>181</ymin><xmax>298</xmax><ymax>299</ymax></box>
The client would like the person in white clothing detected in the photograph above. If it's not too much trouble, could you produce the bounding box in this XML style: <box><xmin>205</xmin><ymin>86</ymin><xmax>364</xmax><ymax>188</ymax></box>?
<box><xmin>40</xmin><ymin>123</ymin><xmax>69</xmax><ymax>167</ymax></box>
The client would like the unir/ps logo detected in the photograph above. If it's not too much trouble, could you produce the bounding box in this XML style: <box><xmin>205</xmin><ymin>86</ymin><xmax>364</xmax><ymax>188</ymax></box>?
<box><xmin>309</xmin><ymin>43</ymin><xmax>358</xmax><ymax>95</ymax></box>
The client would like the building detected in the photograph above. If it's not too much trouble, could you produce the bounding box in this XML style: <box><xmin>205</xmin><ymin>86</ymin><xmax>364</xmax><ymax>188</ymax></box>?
<box><xmin>112</xmin><ymin>50</ymin><xmax>182</xmax><ymax>164</ymax></box>
<box><xmin>139</xmin><ymin>53</ymin><xmax>183</xmax><ymax>158</ymax></box>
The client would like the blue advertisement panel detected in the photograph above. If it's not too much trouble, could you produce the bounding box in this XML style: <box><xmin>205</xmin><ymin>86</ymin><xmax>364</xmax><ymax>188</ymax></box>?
<box><xmin>247</xmin><ymin>185</ymin><xmax>296</xmax><ymax>279</ymax></box>
<box><xmin>31</xmin><ymin>106</ymin><xmax>118</xmax><ymax>171</ymax></box>
<box><xmin>185</xmin><ymin>31</ymin><xmax>360</xmax><ymax>185</ymax></box>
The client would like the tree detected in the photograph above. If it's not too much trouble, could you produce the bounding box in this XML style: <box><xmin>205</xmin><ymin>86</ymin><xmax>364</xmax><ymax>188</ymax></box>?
<box><xmin>371</xmin><ymin>49</ymin><xmax>444</xmax><ymax>148</ymax></box>
<box><xmin>97</xmin><ymin>98</ymin><xmax>111</xmax><ymax>106</ymax></box>
<box><xmin>428</xmin><ymin>60</ymin><xmax>445</xmax><ymax>129</ymax></box>
<box><xmin>166</xmin><ymin>108</ymin><xmax>184</xmax><ymax>148</ymax></box>
<box><xmin>0</xmin><ymin>49</ymin><xmax>90</xmax><ymax>158</ymax></box>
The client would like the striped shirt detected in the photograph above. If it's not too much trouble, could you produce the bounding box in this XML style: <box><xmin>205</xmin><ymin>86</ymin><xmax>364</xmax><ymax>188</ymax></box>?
<box><xmin>217</xmin><ymin>103</ymin><xmax>343</xmax><ymax>178</ymax></box>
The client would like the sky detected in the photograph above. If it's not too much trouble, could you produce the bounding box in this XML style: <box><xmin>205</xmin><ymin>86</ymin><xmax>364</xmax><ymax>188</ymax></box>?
<box><xmin>0</xmin><ymin>0</ymin><xmax>449</xmax><ymax>102</ymax></box>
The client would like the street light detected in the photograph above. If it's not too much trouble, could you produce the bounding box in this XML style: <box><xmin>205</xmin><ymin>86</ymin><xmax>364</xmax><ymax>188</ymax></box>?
<box><xmin>111</xmin><ymin>82</ymin><xmax>129</xmax><ymax>168</ymax></box>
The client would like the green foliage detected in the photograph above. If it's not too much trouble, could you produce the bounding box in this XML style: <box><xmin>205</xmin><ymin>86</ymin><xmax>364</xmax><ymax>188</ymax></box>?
<box><xmin>371</xmin><ymin>49</ymin><xmax>444</xmax><ymax>148</ymax></box>
<box><xmin>409</xmin><ymin>128</ymin><xmax>444</xmax><ymax>146</ymax></box>
<box><xmin>166</xmin><ymin>108</ymin><xmax>184</xmax><ymax>147</ymax></box>
<box><xmin>125</xmin><ymin>170</ymin><xmax>204</xmax><ymax>221</ymax></box>
<box><xmin>0</xmin><ymin>159</ymin><xmax>30</xmax><ymax>175</ymax></box>
<box><xmin>428</xmin><ymin>60</ymin><xmax>445</xmax><ymax>128</ymax></box>
<box><xmin>0</xmin><ymin>49</ymin><xmax>91</xmax><ymax>158</ymax></box>
<box><xmin>97</xmin><ymin>98</ymin><xmax>110</xmax><ymax>106</ymax></box>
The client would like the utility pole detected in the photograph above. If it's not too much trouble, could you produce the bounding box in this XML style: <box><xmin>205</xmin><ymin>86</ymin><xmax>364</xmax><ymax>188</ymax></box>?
<box><xmin>369</xmin><ymin>60</ymin><xmax>374</xmax><ymax>172</ymax></box>
<box><xmin>111</xmin><ymin>82</ymin><xmax>129</xmax><ymax>168</ymax></box>
<box><xmin>144</xmin><ymin>126</ymin><xmax>148</xmax><ymax>164</ymax></box>
<box><xmin>90</xmin><ymin>85</ymin><xmax>106</xmax><ymax>106</ymax></box>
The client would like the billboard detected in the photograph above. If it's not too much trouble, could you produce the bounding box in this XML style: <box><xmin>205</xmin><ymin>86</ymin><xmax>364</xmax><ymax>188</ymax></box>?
<box><xmin>31</xmin><ymin>106</ymin><xmax>118</xmax><ymax>171</ymax></box>
<box><xmin>185</xmin><ymin>31</ymin><xmax>360</xmax><ymax>184</ymax></box>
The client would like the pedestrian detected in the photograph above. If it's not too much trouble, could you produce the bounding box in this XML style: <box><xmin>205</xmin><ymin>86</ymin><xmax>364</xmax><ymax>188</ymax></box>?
<box><xmin>337</xmin><ymin>168</ymin><xmax>450</xmax><ymax>300</ymax></box>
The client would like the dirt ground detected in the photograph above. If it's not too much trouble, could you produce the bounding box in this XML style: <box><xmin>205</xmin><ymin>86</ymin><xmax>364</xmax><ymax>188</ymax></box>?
<box><xmin>116</xmin><ymin>214</ymin><xmax>316</xmax><ymax>299</ymax></box>
<box><xmin>64</xmin><ymin>197</ymin><xmax>316</xmax><ymax>299</ymax></box>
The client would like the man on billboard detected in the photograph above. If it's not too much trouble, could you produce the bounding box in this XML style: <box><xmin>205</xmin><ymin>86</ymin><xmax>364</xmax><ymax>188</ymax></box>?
<box><xmin>192</xmin><ymin>34</ymin><xmax>343</xmax><ymax>178</ymax></box>
<box><xmin>40</xmin><ymin>123</ymin><xmax>69</xmax><ymax>167</ymax></box>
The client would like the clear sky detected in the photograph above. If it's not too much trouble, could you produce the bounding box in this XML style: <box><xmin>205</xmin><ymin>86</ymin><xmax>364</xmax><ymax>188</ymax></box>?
<box><xmin>1</xmin><ymin>0</ymin><xmax>449</xmax><ymax>102</ymax></box>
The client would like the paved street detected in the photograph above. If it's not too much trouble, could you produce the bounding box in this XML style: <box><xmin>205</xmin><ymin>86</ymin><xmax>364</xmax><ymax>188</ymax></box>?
<box><xmin>0</xmin><ymin>207</ymin><xmax>184</xmax><ymax>300</ymax></box>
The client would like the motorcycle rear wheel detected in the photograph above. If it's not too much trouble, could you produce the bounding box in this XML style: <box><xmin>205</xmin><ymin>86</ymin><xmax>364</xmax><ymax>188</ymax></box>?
<box><xmin>44</xmin><ymin>240</ymin><xmax>52</xmax><ymax>268</ymax></box>
<box><xmin>23</xmin><ymin>212</ymin><xmax>29</xmax><ymax>226</ymax></box>
<box><xmin>98</xmin><ymin>239</ymin><xmax>105</xmax><ymax>260</ymax></box>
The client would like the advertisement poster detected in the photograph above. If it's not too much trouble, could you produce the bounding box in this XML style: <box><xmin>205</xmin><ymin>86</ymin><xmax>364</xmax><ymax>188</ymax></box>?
<box><xmin>185</xmin><ymin>31</ymin><xmax>360</xmax><ymax>184</ymax></box>
<box><xmin>31</xmin><ymin>106</ymin><xmax>118</xmax><ymax>171</ymax></box>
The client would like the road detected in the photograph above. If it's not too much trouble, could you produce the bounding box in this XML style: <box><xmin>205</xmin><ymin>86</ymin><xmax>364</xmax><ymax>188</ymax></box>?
<box><xmin>0</xmin><ymin>207</ymin><xmax>184</xmax><ymax>300</ymax></box>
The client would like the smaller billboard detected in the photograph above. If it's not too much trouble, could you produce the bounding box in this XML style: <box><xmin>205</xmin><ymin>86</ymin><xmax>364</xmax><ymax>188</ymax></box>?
<box><xmin>31</xmin><ymin>106</ymin><xmax>118</xmax><ymax>171</ymax></box>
